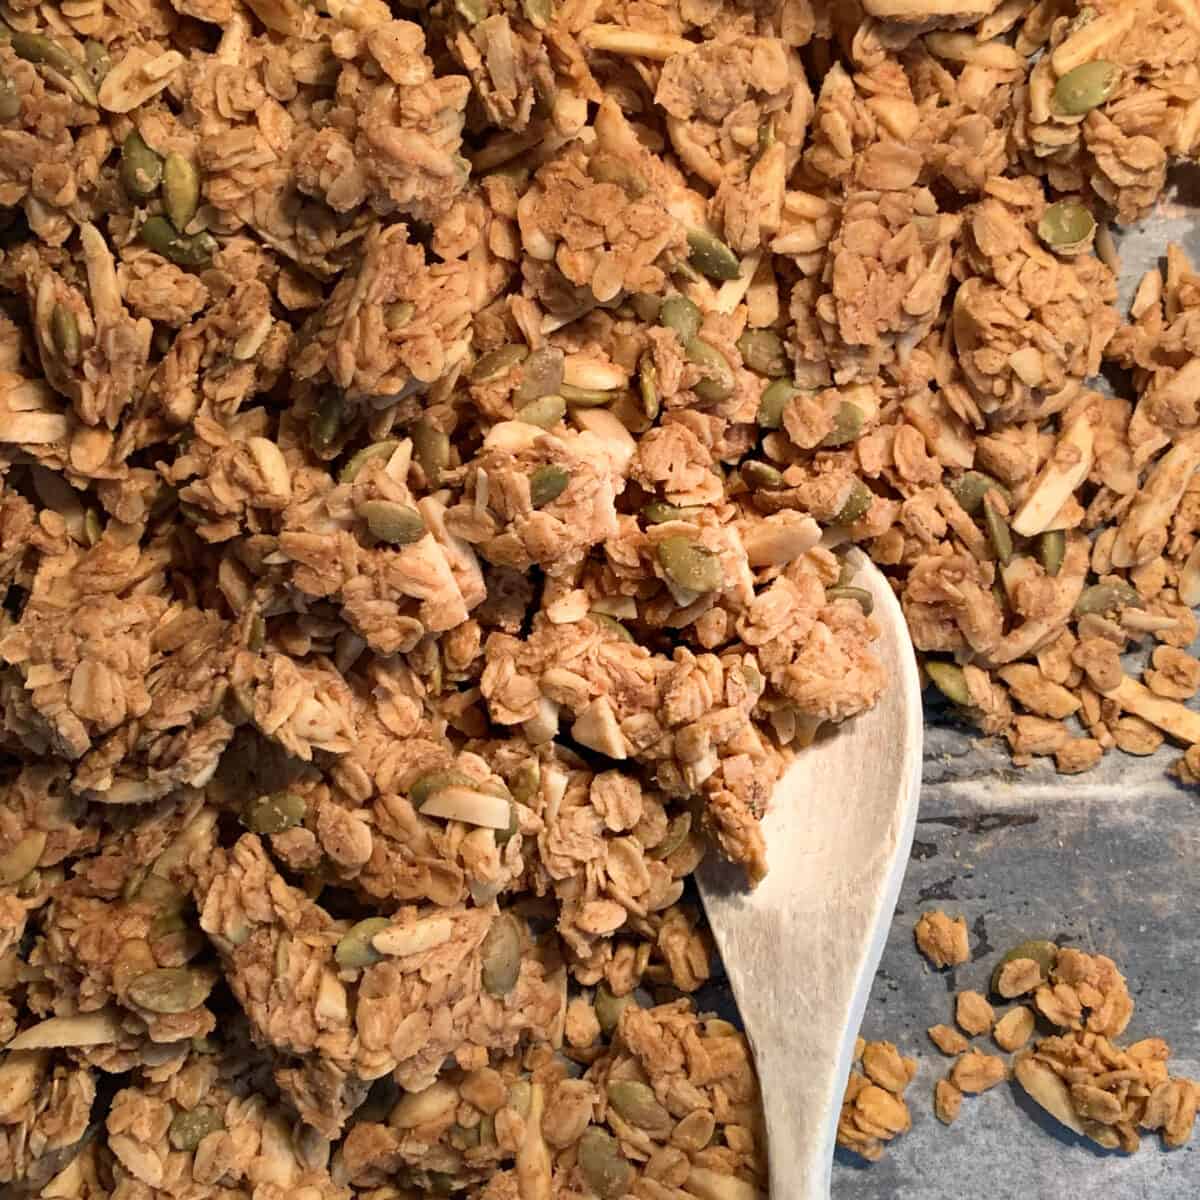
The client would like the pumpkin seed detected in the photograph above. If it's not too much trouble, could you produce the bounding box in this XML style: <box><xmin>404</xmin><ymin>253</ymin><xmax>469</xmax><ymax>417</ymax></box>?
<box><xmin>409</xmin><ymin>769</ymin><xmax>478</xmax><ymax>807</ymax></box>
<box><xmin>515</xmin><ymin>393</ymin><xmax>567</xmax><ymax>428</ymax></box>
<box><xmin>638</xmin><ymin>356</ymin><xmax>659</xmax><ymax>421</ymax></box>
<box><xmin>0</xmin><ymin>830</ymin><xmax>46</xmax><ymax>886</ymax></box>
<box><xmin>480</xmin><ymin>913</ymin><xmax>522</xmax><ymax>996</ymax></box>
<box><xmin>507</xmin><ymin>1079</ymin><xmax>532</xmax><ymax>1118</ymax></box>
<box><xmin>454</xmin><ymin>0</ymin><xmax>486</xmax><ymax>22</ymax></box>
<box><xmin>578</xmin><ymin>1127</ymin><xmax>635</xmax><ymax>1200</ymax></box>
<box><xmin>1038</xmin><ymin>529</ymin><xmax>1065</xmax><ymax>577</ymax></box>
<box><xmin>162</xmin><ymin>152</ymin><xmax>200</xmax><ymax>233</ymax></box>
<box><xmin>521</xmin><ymin>0</ymin><xmax>552</xmax><ymax>28</ymax></box>
<box><xmin>684</xmin><ymin>337</ymin><xmax>734</xmax><ymax>403</ymax></box>
<box><xmin>471</xmin><ymin>343</ymin><xmax>527</xmax><ymax>383</ymax></box>
<box><xmin>83</xmin><ymin>508</ymin><xmax>102</xmax><ymax>545</ymax></box>
<box><xmin>949</xmin><ymin>470</ymin><xmax>1011</xmax><ymax>516</ymax></box>
<box><xmin>1037</xmin><ymin>200</ymin><xmax>1096</xmax><ymax>251</ymax></box>
<box><xmin>412</xmin><ymin>418</ymin><xmax>449</xmax><ymax>486</ymax></box>
<box><xmin>758</xmin><ymin>379</ymin><xmax>797</xmax><ymax>429</ymax></box>
<box><xmin>510</xmin><ymin>759</ymin><xmax>540</xmax><ymax>807</ymax></box>
<box><xmin>84</xmin><ymin>41</ymin><xmax>110</xmax><ymax>86</ymax></box>
<box><xmin>335</xmin><ymin>917</ymin><xmax>392</xmax><ymax>969</ymax></box>
<box><xmin>826</xmin><ymin>585</ymin><xmax>874</xmax><ymax>615</ymax></box>
<box><xmin>452</xmin><ymin>1121</ymin><xmax>481</xmax><ymax>1149</ymax></box>
<box><xmin>360</xmin><ymin>499</ymin><xmax>426</xmax><ymax>545</ymax></box>
<box><xmin>832</xmin><ymin>479</ymin><xmax>872</xmax><ymax>525</ymax></box>
<box><xmin>168</xmin><ymin>1105</ymin><xmax>223</xmax><ymax>1152</ymax></box>
<box><xmin>991</xmin><ymin>939</ymin><xmax>1058</xmax><ymax>994</ymax></box>
<box><xmin>983</xmin><ymin>496</ymin><xmax>1013</xmax><ymax>566</ymax></box>
<box><xmin>736</xmin><ymin>328</ymin><xmax>787</xmax><ymax>377</ymax></box>
<box><xmin>643</xmin><ymin>500</ymin><xmax>698</xmax><ymax>524</ymax></box>
<box><xmin>127</xmin><ymin>967</ymin><xmax>212</xmax><ymax>1014</ymax></box>
<box><xmin>0</xmin><ymin>73</ymin><xmax>18</xmax><ymax>122</ymax></box>
<box><xmin>310</xmin><ymin>391</ymin><xmax>343</xmax><ymax>452</ymax></box>
<box><xmin>594</xmin><ymin>983</ymin><xmax>636</xmax><ymax>1034</ymax></box>
<box><xmin>586</xmin><ymin>151</ymin><xmax>648</xmax><ymax>197</ymax></box>
<box><xmin>606</xmin><ymin>1081</ymin><xmax>672</xmax><ymax>1135</ymax></box>
<box><xmin>514</xmin><ymin>346</ymin><xmax>564</xmax><ymax>403</ymax></box>
<box><xmin>589</xmin><ymin>611</ymin><xmax>634</xmax><ymax>642</ymax></box>
<box><xmin>8</xmin><ymin>29</ymin><xmax>97</xmax><ymax>107</ymax></box>
<box><xmin>657</xmin><ymin>536</ymin><xmax>722</xmax><ymax>593</ymax></box>
<box><xmin>339</xmin><ymin>439</ymin><xmax>398</xmax><ymax>483</ymax></box>
<box><xmin>926</xmin><ymin>661</ymin><xmax>970</xmax><ymax>706</ymax></box>
<box><xmin>741</xmin><ymin>460</ymin><xmax>784</xmax><ymax>490</ymax></box>
<box><xmin>649</xmin><ymin>811</ymin><xmax>692</xmax><ymax>860</ymax></box>
<box><xmin>630</xmin><ymin>293</ymin><xmax>662</xmax><ymax>323</ymax></box>
<box><xmin>820</xmin><ymin>400</ymin><xmax>865</xmax><ymax>447</ymax></box>
<box><xmin>120</xmin><ymin>130</ymin><xmax>163</xmax><ymax>199</ymax></box>
<box><xmin>50</xmin><ymin>304</ymin><xmax>80</xmax><ymax>366</ymax></box>
<box><xmin>658</xmin><ymin>295</ymin><xmax>702</xmax><ymax>342</ymax></box>
<box><xmin>1053</xmin><ymin>60</ymin><xmax>1118</xmax><ymax>116</ymax></box>
<box><xmin>139</xmin><ymin>216</ymin><xmax>215</xmax><ymax>268</ymax></box>
<box><xmin>560</xmin><ymin>383</ymin><xmax>616</xmax><ymax>408</ymax></box>
<box><xmin>243</xmin><ymin>791</ymin><xmax>306</xmax><ymax>835</ymax></box>
<box><xmin>384</xmin><ymin>301</ymin><xmax>414</xmax><ymax>330</ymax></box>
<box><xmin>1074</xmin><ymin>581</ymin><xmax>1140</xmax><ymax>616</ymax></box>
<box><xmin>529</xmin><ymin>464</ymin><xmax>569</xmax><ymax>508</ymax></box>
<box><xmin>686</xmin><ymin>228</ymin><xmax>740</xmax><ymax>281</ymax></box>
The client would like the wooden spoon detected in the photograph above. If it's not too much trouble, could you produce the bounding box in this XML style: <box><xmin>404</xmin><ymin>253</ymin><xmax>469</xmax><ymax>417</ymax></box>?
<box><xmin>697</xmin><ymin>553</ymin><xmax>924</xmax><ymax>1199</ymax></box>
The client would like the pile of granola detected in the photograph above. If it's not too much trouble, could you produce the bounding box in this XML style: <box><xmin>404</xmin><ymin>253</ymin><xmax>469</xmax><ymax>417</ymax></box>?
<box><xmin>2</xmin><ymin>0</ymin><xmax>1200</xmax><ymax>1193</ymax></box>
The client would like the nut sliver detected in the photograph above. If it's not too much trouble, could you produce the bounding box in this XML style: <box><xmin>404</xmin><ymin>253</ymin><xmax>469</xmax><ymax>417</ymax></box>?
<box><xmin>420</xmin><ymin>785</ymin><xmax>513</xmax><ymax>829</ymax></box>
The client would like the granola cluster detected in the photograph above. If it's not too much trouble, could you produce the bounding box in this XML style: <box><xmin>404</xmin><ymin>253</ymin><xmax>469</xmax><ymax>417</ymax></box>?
<box><xmin>1</xmin><ymin>0</ymin><xmax>1200</xmax><ymax>1192</ymax></box>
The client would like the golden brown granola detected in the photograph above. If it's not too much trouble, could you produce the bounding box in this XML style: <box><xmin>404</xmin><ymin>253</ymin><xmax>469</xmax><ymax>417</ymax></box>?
<box><xmin>836</xmin><ymin>1037</ymin><xmax>918</xmax><ymax>1163</ymax></box>
<box><xmin>914</xmin><ymin>908</ymin><xmax>971</xmax><ymax>968</ymax></box>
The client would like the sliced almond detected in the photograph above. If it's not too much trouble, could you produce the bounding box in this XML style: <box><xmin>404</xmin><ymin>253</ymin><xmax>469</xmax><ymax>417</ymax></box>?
<box><xmin>8</xmin><ymin>1008</ymin><xmax>122</xmax><ymax>1050</ymax></box>
<box><xmin>1013</xmin><ymin>1054</ymin><xmax>1085</xmax><ymax>1136</ymax></box>
<box><xmin>372</xmin><ymin>916</ymin><xmax>455</xmax><ymax>958</ymax></box>
<box><xmin>1011</xmin><ymin>413</ymin><xmax>1095</xmax><ymax>538</ymax></box>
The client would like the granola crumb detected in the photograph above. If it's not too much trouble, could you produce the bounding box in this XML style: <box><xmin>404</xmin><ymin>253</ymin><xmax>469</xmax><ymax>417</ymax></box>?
<box><xmin>955</xmin><ymin>990</ymin><xmax>996</xmax><ymax>1037</ymax></box>
<box><xmin>837</xmin><ymin>1038</ymin><xmax>916</xmax><ymax>1162</ymax></box>
<box><xmin>915</xmin><ymin>910</ymin><xmax>971</xmax><ymax>969</ymax></box>
<box><xmin>928</xmin><ymin>1023</ymin><xmax>972</xmax><ymax>1057</ymax></box>
<box><xmin>934</xmin><ymin>1079</ymin><xmax>964</xmax><ymax>1126</ymax></box>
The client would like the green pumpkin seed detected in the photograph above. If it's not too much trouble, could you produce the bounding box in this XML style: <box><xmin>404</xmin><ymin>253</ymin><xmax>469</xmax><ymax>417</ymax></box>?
<box><xmin>826</xmin><ymin>585</ymin><xmax>874</xmax><ymax>615</ymax></box>
<box><xmin>1074</xmin><ymin>581</ymin><xmax>1140</xmax><ymax>617</ymax></box>
<box><xmin>480</xmin><ymin>913</ymin><xmax>522</xmax><ymax>996</ymax></box>
<box><xmin>339</xmin><ymin>439</ymin><xmax>398</xmax><ymax>483</ymax></box>
<box><xmin>560</xmin><ymin>383</ymin><xmax>617</xmax><ymax>408</ymax></box>
<box><xmin>84</xmin><ymin>508</ymin><xmax>102</xmax><ymax>546</ymax></box>
<box><xmin>139</xmin><ymin>216</ymin><xmax>216</xmax><ymax>268</ymax></box>
<box><xmin>50</xmin><ymin>304</ymin><xmax>81</xmax><ymax>366</ymax></box>
<box><xmin>983</xmin><ymin>496</ymin><xmax>1013</xmax><ymax>566</ymax></box>
<box><xmin>0</xmin><ymin>830</ymin><xmax>46</xmax><ymax>886</ymax></box>
<box><xmin>148</xmin><ymin>911</ymin><xmax>189</xmax><ymax>950</ymax></box>
<box><xmin>471</xmin><ymin>343</ymin><xmax>528</xmax><ymax>383</ymax></box>
<box><xmin>243</xmin><ymin>791</ymin><xmax>306</xmax><ymax>835</ymax></box>
<box><xmin>578</xmin><ymin>1127</ymin><xmax>635</xmax><ymax>1200</ymax></box>
<box><xmin>163</xmin><ymin>153</ymin><xmax>200</xmax><ymax>232</ymax></box>
<box><xmin>741</xmin><ymin>460</ymin><xmax>784</xmax><ymax>490</ymax></box>
<box><xmin>136</xmin><ymin>874</ymin><xmax>186</xmax><ymax>912</ymax></box>
<box><xmin>454</xmin><ymin>0</ymin><xmax>486</xmax><ymax>22</ymax></box>
<box><xmin>926</xmin><ymin>661</ymin><xmax>970</xmax><ymax>707</ymax></box>
<box><xmin>684</xmin><ymin>337</ymin><xmax>734</xmax><ymax>403</ymax></box>
<box><xmin>516</xmin><ymin>393</ymin><xmax>567</xmax><ymax>428</ymax></box>
<box><xmin>832</xmin><ymin>479</ymin><xmax>872</xmax><ymax>525</ymax></box>
<box><xmin>820</xmin><ymin>400</ymin><xmax>865</xmax><ymax>447</ymax></box>
<box><xmin>736</xmin><ymin>328</ymin><xmax>787</xmax><ymax>377</ymax></box>
<box><xmin>127</xmin><ymin>967</ymin><xmax>213</xmax><ymax>1014</ymax></box>
<box><xmin>657</xmin><ymin>536</ymin><xmax>722</xmax><ymax>593</ymax></box>
<box><xmin>335</xmin><ymin>917</ymin><xmax>392</xmax><ymax>969</ymax></box>
<box><xmin>384</xmin><ymin>301</ymin><xmax>414</xmax><ymax>330</ymax></box>
<box><xmin>594</xmin><ymin>983</ymin><xmax>637</xmax><ymax>1034</ymax></box>
<box><xmin>990</xmin><ymin>939</ymin><xmax>1058</xmax><ymax>994</ymax></box>
<box><xmin>452</xmin><ymin>1121</ymin><xmax>481</xmax><ymax>1149</ymax></box>
<box><xmin>1038</xmin><ymin>529</ymin><xmax>1065</xmax><ymax>577</ymax></box>
<box><xmin>521</xmin><ymin>0</ymin><xmax>552</xmax><ymax>28</ymax></box>
<box><xmin>686</xmin><ymin>228</ymin><xmax>740</xmax><ymax>281</ymax></box>
<box><xmin>8</xmin><ymin>29</ymin><xmax>97</xmax><ymax>107</ymax></box>
<box><xmin>638</xmin><ymin>356</ymin><xmax>659</xmax><ymax>421</ymax></box>
<box><xmin>120</xmin><ymin>130</ymin><xmax>163</xmax><ymax>199</ymax></box>
<box><xmin>83</xmin><ymin>40</ymin><xmax>110</xmax><ymax>85</ymax></box>
<box><xmin>168</xmin><ymin>1105</ymin><xmax>223</xmax><ymax>1152</ymax></box>
<box><xmin>0</xmin><ymin>73</ymin><xmax>18</xmax><ymax>122</ymax></box>
<box><xmin>607</xmin><ymin>1081</ymin><xmax>672</xmax><ymax>1134</ymax></box>
<box><xmin>650</xmin><ymin>811</ymin><xmax>692</xmax><ymax>861</ymax></box>
<box><xmin>507</xmin><ymin>1079</ymin><xmax>532</xmax><ymax>1118</ymax></box>
<box><xmin>409</xmin><ymin>769</ymin><xmax>477</xmax><ymax>807</ymax></box>
<box><xmin>587</xmin><ymin>151</ymin><xmax>648</xmax><ymax>197</ymax></box>
<box><xmin>589</xmin><ymin>611</ymin><xmax>634</xmax><ymax>642</ymax></box>
<box><xmin>529</xmin><ymin>464</ymin><xmax>569</xmax><ymax>507</ymax></box>
<box><xmin>643</xmin><ymin>501</ymin><xmax>698</xmax><ymax>525</ymax></box>
<box><xmin>514</xmin><ymin>345</ymin><xmax>564</xmax><ymax>403</ymax></box>
<box><xmin>949</xmin><ymin>470</ymin><xmax>1011</xmax><ymax>516</ymax></box>
<box><xmin>412</xmin><ymin>418</ymin><xmax>450</xmax><ymax>486</ymax></box>
<box><xmin>659</xmin><ymin>295</ymin><xmax>702</xmax><ymax>342</ymax></box>
<box><xmin>360</xmin><ymin>499</ymin><xmax>426</xmax><ymax>545</ymax></box>
<box><xmin>1037</xmin><ymin>200</ymin><xmax>1096</xmax><ymax>251</ymax></box>
<box><xmin>310</xmin><ymin>391</ymin><xmax>343</xmax><ymax>452</ymax></box>
<box><xmin>510</xmin><ymin>759</ymin><xmax>540</xmax><ymax>807</ymax></box>
<box><xmin>758</xmin><ymin>379</ymin><xmax>797</xmax><ymax>430</ymax></box>
<box><xmin>1053</xmin><ymin>60</ymin><xmax>1118</xmax><ymax>116</ymax></box>
<box><xmin>630</xmin><ymin>293</ymin><xmax>661</xmax><ymax>323</ymax></box>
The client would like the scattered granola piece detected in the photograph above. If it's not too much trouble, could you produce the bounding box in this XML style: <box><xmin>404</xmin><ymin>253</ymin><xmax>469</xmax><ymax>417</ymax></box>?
<box><xmin>995</xmin><ymin>957</ymin><xmax>1044</xmax><ymax>999</ymax></box>
<box><xmin>928</xmin><ymin>1023</ymin><xmax>972</xmax><ymax>1057</ymax></box>
<box><xmin>935</xmin><ymin>1079</ymin><xmax>964</xmax><ymax>1126</ymax></box>
<box><xmin>955</xmin><ymin>990</ymin><xmax>996</xmax><ymax>1037</ymax></box>
<box><xmin>837</xmin><ymin>1039</ymin><xmax>917</xmax><ymax>1163</ymax></box>
<box><xmin>915</xmin><ymin>910</ymin><xmax>971</xmax><ymax>968</ymax></box>
<box><xmin>993</xmin><ymin>1006</ymin><xmax>1036</xmax><ymax>1054</ymax></box>
<box><xmin>950</xmin><ymin>1050</ymin><xmax>1008</xmax><ymax>1094</ymax></box>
